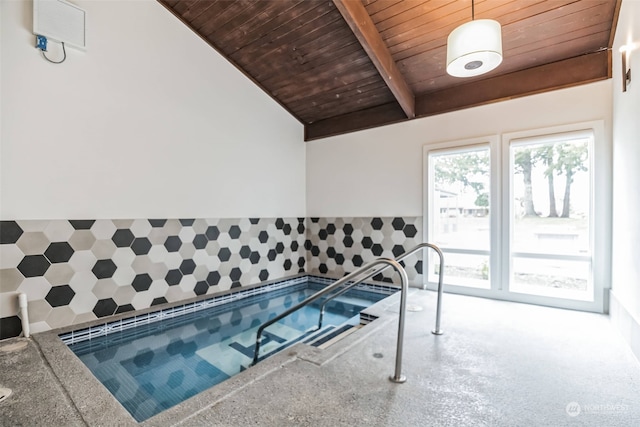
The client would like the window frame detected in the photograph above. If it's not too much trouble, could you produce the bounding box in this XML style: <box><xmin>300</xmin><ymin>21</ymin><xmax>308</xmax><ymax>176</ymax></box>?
<box><xmin>422</xmin><ymin>121</ymin><xmax>610</xmax><ymax>313</ymax></box>
<box><xmin>423</xmin><ymin>135</ymin><xmax>501</xmax><ymax>295</ymax></box>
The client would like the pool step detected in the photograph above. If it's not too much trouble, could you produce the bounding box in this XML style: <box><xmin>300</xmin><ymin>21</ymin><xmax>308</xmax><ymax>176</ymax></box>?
<box><xmin>255</xmin><ymin>321</ymin><xmax>359</xmax><ymax>363</ymax></box>
<box><xmin>309</xmin><ymin>324</ymin><xmax>361</xmax><ymax>349</ymax></box>
<box><xmin>255</xmin><ymin>325</ymin><xmax>335</xmax><ymax>361</ymax></box>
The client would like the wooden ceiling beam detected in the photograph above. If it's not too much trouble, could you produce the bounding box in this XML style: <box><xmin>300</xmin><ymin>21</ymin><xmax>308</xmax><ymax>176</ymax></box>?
<box><xmin>332</xmin><ymin>0</ymin><xmax>415</xmax><ymax>119</ymax></box>
<box><xmin>305</xmin><ymin>50</ymin><xmax>610</xmax><ymax>141</ymax></box>
<box><xmin>416</xmin><ymin>50</ymin><xmax>611</xmax><ymax>116</ymax></box>
<box><xmin>304</xmin><ymin>102</ymin><xmax>408</xmax><ymax>141</ymax></box>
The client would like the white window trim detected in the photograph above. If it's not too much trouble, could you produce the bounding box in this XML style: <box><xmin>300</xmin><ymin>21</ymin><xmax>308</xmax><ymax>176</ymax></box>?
<box><xmin>423</xmin><ymin>135</ymin><xmax>500</xmax><ymax>295</ymax></box>
<box><xmin>502</xmin><ymin>120</ymin><xmax>610</xmax><ymax>312</ymax></box>
<box><xmin>422</xmin><ymin>120</ymin><xmax>610</xmax><ymax>313</ymax></box>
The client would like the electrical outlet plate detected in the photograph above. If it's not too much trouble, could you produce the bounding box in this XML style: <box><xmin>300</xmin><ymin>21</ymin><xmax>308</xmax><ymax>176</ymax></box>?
<box><xmin>36</xmin><ymin>35</ymin><xmax>48</xmax><ymax>51</ymax></box>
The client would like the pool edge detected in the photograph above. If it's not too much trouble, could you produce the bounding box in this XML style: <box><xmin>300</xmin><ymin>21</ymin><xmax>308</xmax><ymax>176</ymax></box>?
<box><xmin>34</xmin><ymin>274</ymin><xmax>403</xmax><ymax>425</ymax></box>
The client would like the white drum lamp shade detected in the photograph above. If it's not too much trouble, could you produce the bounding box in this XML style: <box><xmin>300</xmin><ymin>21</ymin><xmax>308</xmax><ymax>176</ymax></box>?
<box><xmin>446</xmin><ymin>19</ymin><xmax>503</xmax><ymax>78</ymax></box>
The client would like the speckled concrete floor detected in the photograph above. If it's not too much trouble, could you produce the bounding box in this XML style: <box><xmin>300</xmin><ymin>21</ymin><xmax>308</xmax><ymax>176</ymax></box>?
<box><xmin>1</xmin><ymin>289</ymin><xmax>639</xmax><ymax>427</ymax></box>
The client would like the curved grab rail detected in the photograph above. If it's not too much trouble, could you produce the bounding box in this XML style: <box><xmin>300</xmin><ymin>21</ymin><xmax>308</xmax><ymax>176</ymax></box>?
<box><xmin>317</xmin><ymin>243</ymin><xmax>445</xmax><ymax>335</ymax></box>
<box><xmin>252</xmin><ymin>257</ymin><xmax>409</xmax><ymax>383</ymax></box>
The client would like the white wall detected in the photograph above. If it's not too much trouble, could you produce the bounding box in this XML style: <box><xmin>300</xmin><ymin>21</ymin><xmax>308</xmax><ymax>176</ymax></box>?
<box><xmin>611</xmin><ymin>0</ymin><xmax>640</xmax><ymax>358</ymax></box>
<box><xmin>306</xmin><ymin>81</ymin><xmax>612</xmax><ymax>217</ymax></box>
<box><xmin>0</xmin><ymin>0</ymin><xmax>305</xmax><ymax>220</ymax></box>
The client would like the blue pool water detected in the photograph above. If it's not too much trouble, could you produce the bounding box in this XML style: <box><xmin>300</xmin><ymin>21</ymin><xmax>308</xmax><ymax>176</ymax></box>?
<box><xmin>64</xmin><ymin>279</ymin><xmax>393</xmax><ymax>422</ymax></box>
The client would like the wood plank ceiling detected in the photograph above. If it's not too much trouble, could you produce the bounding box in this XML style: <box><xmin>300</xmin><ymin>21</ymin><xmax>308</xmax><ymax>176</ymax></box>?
<box><xmin>159</xmin><ymin>0</ymin><xmax>620</xmax><ymax>141</ymax></box>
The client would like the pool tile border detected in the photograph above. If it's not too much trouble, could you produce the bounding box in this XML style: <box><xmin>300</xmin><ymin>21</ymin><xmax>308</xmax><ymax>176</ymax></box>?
<box><xmin>60</xmin><ymin>275</ymin><xmax>397</xmax><ymax>345</ymax></box>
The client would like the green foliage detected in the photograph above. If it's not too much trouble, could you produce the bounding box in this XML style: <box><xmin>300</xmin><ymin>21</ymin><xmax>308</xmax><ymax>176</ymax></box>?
<box><xmin>475</xmin><ymin>192</ymin><xmax>489</xmax><ymax>207</ymax></box>
<box><xmin>513</xmin><ymin>141</ymin><xmax>588</xmax><ymax>218</ymax></box>
<box><xmin>556</xmin><ymin>141</ymin><xmax>588</xmax><ymax>182</ymax></box>
<box><xmin>434</xmin><ymin>151</ymin><xmax>489</xmax><ymax>207</ymax></box>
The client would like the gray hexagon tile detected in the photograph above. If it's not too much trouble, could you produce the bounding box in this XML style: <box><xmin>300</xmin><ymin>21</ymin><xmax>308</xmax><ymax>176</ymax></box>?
<box><xmin>44</xmin><ymin>221</ymin><xmax>75</xmax><ymax>242</ymax></box>
<box><xmin>18</xmin><ymin>277</ymin><xmax>52</xmax><ymax>300</ymax></box>
<box><xmin>91</xmin><ymin>239</ymin><xmax>117</xmax><ymax>259</ymax></box>
<box><xmin>91</xmin><ymin>220</ymin><xmax>117</xmax><ymax>240</ymax></box>
<box><xmin>112</xmin><ymin>266</ymin><xmax>136</xmax><ymax>287</ymax></box>
<box><xmin>46</xmin><ymin>306</ymin><xmax>76</xmax><ymax>329</ymax></box>
<box><xmin>16</xmin><ymin>232</ymin><xmax>50</xmax><ymax>255</ymax></box>
<box><xmin>68</xmin><ymin>290</ymin><xmax>98</xmax><ymax>317</ymax></box>
<box><xmin>69</xmin><ymin>271</ymin><xmax>99</xmax><ymax>294</ymax></box>
<box><xmin>27</xmin><ymin>299</ymin><xmax>52</xmax><ymax>324</ymax></box>
<box><xmin>0</xmin><ymin>244</ymin><xmax>24</xmax><ymax>269</ymax></box>
<box><xmin>113</xmin><ymin>286</ymin><xmax>136</xmax><ymax>306</ymax></box>
<box><xmin>68</xmin><ymin>250</ymin><xmax>98</xmax><ymax>272</ymax></box>
<box><xmin>0</xmin><ymin>291</ymin><xmax>18</xmax><ymax>319</ymax></box>
<box><xmin>43</xmin><ymin>264</ymin><xmax>73</xmax><ymax>289</ymax></box>
<box><xmin>69</xmin><ymin>230</ymin><xmax>96</xmax><ymax>251</ymax></box>
<box><xmin>130</xmin><ymin>219</ymin><xmax>152</xmax><ymax>238</ymax></box>
<box><xmin>1</xmin><ymin>268</ymin><xmax>24</xmax><ymax>292</ymax></box>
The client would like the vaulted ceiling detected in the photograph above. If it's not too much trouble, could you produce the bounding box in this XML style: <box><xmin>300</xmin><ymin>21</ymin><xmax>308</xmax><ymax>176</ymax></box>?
<box><xmin>159</xmin><ymin>0</ymin><xmax>620</xmax><ymax>140</ymax></box>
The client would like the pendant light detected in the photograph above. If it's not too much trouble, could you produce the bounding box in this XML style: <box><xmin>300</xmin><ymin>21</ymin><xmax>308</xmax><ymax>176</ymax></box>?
<box><xmin>446</xmin><ymin>0</ymin><xmax>503</xmax><ymax>78</ymax></box>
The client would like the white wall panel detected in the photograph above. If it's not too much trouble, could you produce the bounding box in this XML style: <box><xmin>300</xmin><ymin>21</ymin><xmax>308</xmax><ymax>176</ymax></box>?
<box><xmin>0</xmin><ymin>0</ymin><xmax>304</xmax><ymax>220</ymax></box>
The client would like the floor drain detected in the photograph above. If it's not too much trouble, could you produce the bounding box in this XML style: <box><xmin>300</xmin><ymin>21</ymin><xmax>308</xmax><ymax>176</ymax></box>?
<box><xmin>407</xmin><ymin>305</ymin><xmax>423</xmax><ymax>312</ymax></box>
<box><xmin>0</xmin><ymin>387</ymin><xmax>12</xmax><ymax>403</ymax></box>
<box><xmin>0</xmin><ymin>340</ymin><xmax>28</xmax><ymax>353</ymax></box>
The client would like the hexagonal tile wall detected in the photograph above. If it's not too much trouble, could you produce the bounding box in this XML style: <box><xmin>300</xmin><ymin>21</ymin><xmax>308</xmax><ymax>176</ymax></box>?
<box><xmin>305</xmin><ymin>217</ymin><xmax>424</xmax><ymax>286</ymax></box>
<box><xmin>1</xmin><ymin>217</ymin><xmax>306</xmax><ymax>338</ymax></box>
<box><xmin>1</xmin><ymin>216</ymin><xmax>423</xmax><ymax>338</ymax></box>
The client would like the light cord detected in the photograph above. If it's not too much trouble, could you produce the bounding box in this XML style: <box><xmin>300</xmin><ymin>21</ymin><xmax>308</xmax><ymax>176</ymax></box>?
<box><xmin>42</xmin><ymin>42</ymin><xmax>66</xmax><ymax>64</ymax></box>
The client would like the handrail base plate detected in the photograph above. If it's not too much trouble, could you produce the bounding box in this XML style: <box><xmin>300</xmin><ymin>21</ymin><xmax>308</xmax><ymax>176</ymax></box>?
<box><xmin>389</xmin><ymin>374</ymin><xmax>407</xmax><ymax>383</ymax></box>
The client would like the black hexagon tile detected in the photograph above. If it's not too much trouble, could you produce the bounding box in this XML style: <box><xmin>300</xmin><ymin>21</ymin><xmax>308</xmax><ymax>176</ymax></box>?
<box><xmin>131</xmin><ymin>238</ymin><xmax>152</xmax><ymax>255</ymax></box>
<box><xmin>0</xmin><ymin>221</ymin><xmax>24</xmax><ymax>244</ymax></box>
<box><xmin>132</xmin><ymin>274</ymin><xmax>153</xmax><ymax>292</ymax></box>
<box><xmin>179</xmin><ymin>259</ymin><xmax>196</xmax><ymax>275</ymax></box>
<box><xmin>45</xmin><ymin>285</ymin><xmax>76</xmax><ymax>307</ymax></box>
<box><xmin>165</xmin><ymin>269</ymin><xmax>183</xmax><ymax>286</ymax></box>
<box><xmin>193</xmin><ymin>234</ymin><xmax>207</xmax><ymax>249</ymax></box>
<box><xmin>44</xmin><ymin>242</ymin><xmax>75</xmax><ymax>263</ymax></box>
<box><xmin>112</xmin><ymin>229</ymin><xmax>135</xmax><ymax>248</ymax></box>
<box><xmin>151</xmin><ymin>297</ymin><xmax>168</xmax><ymax>306</ymax></box>
<box><xmin>228</xmin><ymin>225</ymin><xmax>241</xmax><ymax>239</ymax></box>
<box><xmin>92</xmin><ymin>259</ymin><xmax>117</xmax><ymax>279</ymax></box>
<box><xmin>164</xmin><ymin>236</ymin><xmax>182</xmax><ymax>252</ymax></box>
<box><xmin>69</xmin><ymin>220</ymin><xmax>95</xmax><ymax>230</ymax></box>
<box><xmin>93</xmin><ymin>298</ymin><xmax>118</xmax><ymax>318</ymax></box>
<box><xmin>17</xmin><ymin>255</ymin><xmax>51</xmax><ymax>277</ymax></box>
<box><xmin>194</xmin><ymin>281</ymin><xmax>209</xmax><ymax>296</ymax></box>
<box><xmin>206</xmin><ymin>271</ymin><xmax>221</xmax><ymax>286</ymax></box>
<box><xmin>205</xmin><ymin>226</ymin><xmax>220</xmax><ymax>241</ymax></box>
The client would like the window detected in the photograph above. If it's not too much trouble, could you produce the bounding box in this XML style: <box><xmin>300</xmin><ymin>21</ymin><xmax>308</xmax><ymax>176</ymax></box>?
<box><xmin>427</xmin><ymin>144</ymin><xmax>491</xmax><ymax>289</ymax></box>
<box><xmin>509</xmin><ymin>132</ymin><xmax>593</xmax><ymax>301</ymax></box>
<box><xmin>424</xmin><ymin>122</ymin><xmax>609</xmax><ymax>312</ymax></box>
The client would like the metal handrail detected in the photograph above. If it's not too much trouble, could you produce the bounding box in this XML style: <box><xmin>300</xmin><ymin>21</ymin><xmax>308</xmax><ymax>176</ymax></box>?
<box><xmin>252</xmin><ymin>257</ymin><xmax>409</xmax><ymax>383</ymax></box>
<box><xmin>317</xmin><ymin>243</ymin><xmax>445</xmax><ymax>335</ymax></box>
